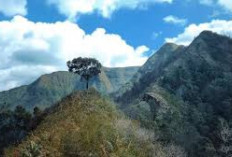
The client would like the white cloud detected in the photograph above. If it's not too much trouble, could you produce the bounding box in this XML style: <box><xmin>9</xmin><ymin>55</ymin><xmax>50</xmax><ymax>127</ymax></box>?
<box><xmin>198</xmin><ymin>0</ymin><xmax>232</xmax><ymax>12</ymax></box>
<box><xmin>199</xmin><ymin>0</ymin><xmax>214</xmax><ymax>5</ymax></box>
<box><xmin>0</xmin><ymin>0</ymin><xmax>27</xmax><ymax>17</ymax></box>
<box><xmin>0</xmin><ymin>66</ymin><xmax>57</xmax><ymax>92</ymax></box>
<box><xmin>163</xmin><ymin>15</ymin><xmax>187</xmax><ymax>26</ymax></box>
<box><xmin>218</xmin><ymin>0</ymin><xmax>232</xmax><ymax>12</ymax></box>
<box><xmin>165</xmin><ymin>19</ymin><xmax>232</xmax><ymax>45</ymax></box>
<box><xmin>47</xmin><ymin>0</ymin><xmax>172</xmax><ymax>19</ymax></box>
<box><xmin>0</xmin><ymin>16</ymin><xmax>149</xmax><ymax>91</ymax></box>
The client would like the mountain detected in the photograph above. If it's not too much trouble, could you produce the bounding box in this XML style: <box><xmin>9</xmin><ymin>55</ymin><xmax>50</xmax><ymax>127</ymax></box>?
<box><xmin>116</xmin><ymin>31</ymin><xmax>232</xmax><ymax>157</ymax></box>
<box><xmin>114</xmin><ymin>42</ymin><xmax>186</xmax><ymax>103</ymax></box>
<box><xmin>3</xmin><ymin>89</ymin><xmax>186</xmax><ymax>157</ymax></box>
<box><xmin>116</xmin><ymin>31</ymin><xmax>232</xmax><ymax>109</ymax></box>
<box><xmin>0</xmin><ymin>67</ymin><xmax>139</xmax><ymax>111</ymax></box>
<box><xmin>1</xmin><ymin>30</ymin><xmax>232</xmax><ymax>157</ymax></box>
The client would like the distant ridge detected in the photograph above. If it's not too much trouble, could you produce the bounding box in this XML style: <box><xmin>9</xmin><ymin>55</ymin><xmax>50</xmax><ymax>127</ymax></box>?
<box><xmin>0</xmin><ymin>67</ymin><xmax>139</xmax><ymax>110</ymax></box>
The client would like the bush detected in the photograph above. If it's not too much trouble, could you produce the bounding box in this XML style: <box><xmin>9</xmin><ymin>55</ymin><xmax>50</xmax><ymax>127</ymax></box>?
<box><xmin>20</xmin><ymin>141</ymin><xmax>43</xmax><ymax>157</ymax></box>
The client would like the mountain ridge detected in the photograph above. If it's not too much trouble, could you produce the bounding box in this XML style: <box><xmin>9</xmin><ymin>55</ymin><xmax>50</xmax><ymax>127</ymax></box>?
<box><xmin>116</xmin><ymin>31</ymin><xmax>232</xmax><ymax>157</ymax></box>
<box><xmin>0</xmin><ymin>67</ymin><xmax>139</xmax><ymax>111</ymax></box>
<box><xmin>1</xmin><ymin>30</ymin><xmax>232</xmax><ymax>156</ymax></box>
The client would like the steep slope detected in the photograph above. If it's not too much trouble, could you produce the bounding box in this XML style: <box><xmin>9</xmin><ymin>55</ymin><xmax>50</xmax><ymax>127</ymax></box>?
<box><xmin>115</xmin><ymin>42</ymin><xmax>186</xmax><ymax>105</ymax></box>
<box><xmin>116</xmin><ymin>31</ymin><xmax>232</xmax><ymax>157</ymax></box>
<box><xmin>116</xmin><ymin>31</ymin><xmax>232</xmax><ymax>107</ymax></box>
<box><xmin>0</xmin><ymin>67</ymin><xmax>139</xmax><ymax>111</ymax></box>
<box><xmin>159</xmin><ymin>31</ymin><xmax>232</xmax><ymax>102</ymax></box>
<box><xmin>4</xmin><ymin>89</ymin><xmax>186</xmax><ymax>157</ymax></box>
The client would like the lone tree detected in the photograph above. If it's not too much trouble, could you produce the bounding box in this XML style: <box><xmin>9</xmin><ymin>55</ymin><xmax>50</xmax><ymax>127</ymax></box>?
<box><xmin>67</xmin><ymin>57</ymin><xmax>102</xmax><ymax>89</ymax></box>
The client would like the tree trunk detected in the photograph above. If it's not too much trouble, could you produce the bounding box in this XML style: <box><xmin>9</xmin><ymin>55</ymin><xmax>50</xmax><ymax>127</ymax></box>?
<box><xmin>86</xmin><ymin>79</ymin><xmax>89</xmax><ymax>89</ymax></box>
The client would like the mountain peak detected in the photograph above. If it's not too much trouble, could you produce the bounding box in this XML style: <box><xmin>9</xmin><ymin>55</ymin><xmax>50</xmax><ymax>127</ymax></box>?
<box><xmin>161</xmin><ymin>42</ymin><xmax>181</xmax><ymax>51</ymax></box>
<box><xmin>198</xmin><ymin>30</ymin><xmax>220</xmax><ymax>40</ymax></box>
<box><xmin>188</xmin><ymin>30</ymin><xmax>232</xmax><ymax>58</ymax></box>
<box><xmin>195</xmin><ymin>30</ymin><xmax>231</xmax><ymax>44</ymax></box>
<box><xmin>199</xmin><ymin>30</ymin><xmax>214</xmax><ymax>36</ymax></box>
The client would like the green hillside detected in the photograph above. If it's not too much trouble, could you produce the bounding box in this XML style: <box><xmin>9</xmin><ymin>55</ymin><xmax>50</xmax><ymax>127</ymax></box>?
<box><xmin>116</xmin><ymin>31</ymin><xmax>232</xmax><ymax>157</ymax></box>
<box><xmin>0</xmin><ymin>67</ymin><xmax>139</xmax><ymax>111</ymax></box>
<box><xmin>4</xmin><ymin>89</ymin><xmax>186</xmax><ymax>157</ymax></box>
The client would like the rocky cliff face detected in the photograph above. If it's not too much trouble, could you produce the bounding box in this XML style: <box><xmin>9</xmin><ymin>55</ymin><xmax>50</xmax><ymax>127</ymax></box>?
<box><xmin>0</xmin><ymin>67</ymin><xmax>139</xmax><ymax>110</ymax></box>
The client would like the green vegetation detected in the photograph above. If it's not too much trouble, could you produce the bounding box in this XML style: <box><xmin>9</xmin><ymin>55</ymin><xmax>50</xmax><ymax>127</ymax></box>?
<box><xmin>4</xmin><ymin>89</ymin><xmax>185</xmax><ymax>157</ymax></box>
<box><xmin>0</xmin><ymin>67</ymin><xmax>139</xmax><ymax>111</ymax></box>
<box><xmin>67</xmin><ymin>57</ymin><xmax>102</xmax><ymax>89</ymax></box>
<box><xmin>2</xmin><ymin>31</ymin><xmax>232</xmax><ymax>157</ymax></box>
<box><xmin>116</xmin><ymin>31</ymin><xmax>232</xmax><ymax>157</ymax></box>
<box><xmin>0</xmin><ymin>106</ymin><xmax>31</xmax><ymax>154</ymax></box>
<box><xmin>0</xmin><ymin>105</ymin><xmax>44</xmax><ymax>155</ymax></box>
<box><xmin>21</xmin><ymin>141</ymin><xmax>43</xmax><ymax>157</ymax></box>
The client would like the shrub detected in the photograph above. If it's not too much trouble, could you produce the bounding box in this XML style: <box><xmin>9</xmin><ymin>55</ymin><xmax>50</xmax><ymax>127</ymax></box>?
<box><xmin>20</xmin><ymin>141</ymin><xmax>43</xmax><ymax>157</ymax></box>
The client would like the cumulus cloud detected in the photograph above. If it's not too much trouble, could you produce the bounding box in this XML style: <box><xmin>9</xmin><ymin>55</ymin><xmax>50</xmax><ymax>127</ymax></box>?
<box><xmin>163</xmin><ymin>15</ymin><xmax>187</xmax><ymax>26</ymax></box>
<box><xmin>198</xmin><ymin>0</ymin><xmax>232</xmax><ymax>12</ymax></box>
<box><xmin>0</xmin><ymin>66</ymin><xmax>57</xmax><ymax>92</ymax></box>
<box><xmin>165</xmin><ymin>19</ymin><xmax>232</xmax><ymax>46</ymax></box>
<box><xmin>0</xmin><ymin>0</ymin><xmax>27</xmax><ymax>17</ymax></box>
<box><xmin>218</xmin><ymin>0</ymin><xmax>232</xmax><ymax>12</ymax></box>
<box><xmin>47</xmin><ymin>0</ymin><xmax>173</xmax><ymax>19</ymax></box>
<box><xmin>0</xmin><ymin>16</ymin><xmax>149</xmax><ymax>91</ymax></box>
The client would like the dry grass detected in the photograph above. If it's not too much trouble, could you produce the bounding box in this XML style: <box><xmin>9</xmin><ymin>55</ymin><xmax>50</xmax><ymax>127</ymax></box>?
<box><xmin>4</xmin><ymin>89</ymin><xmax>176</xmax><ymax>157</ymax></box>
<box><xmin>5</xmin><ymin>89</ymin><xmax>187</xmax><ymax>157</ymax></box>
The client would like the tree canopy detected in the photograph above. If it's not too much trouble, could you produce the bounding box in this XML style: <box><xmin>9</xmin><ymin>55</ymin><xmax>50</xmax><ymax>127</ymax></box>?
<box><xmin>67</xmin><ymin>57</ymin><xmax>102</xmax><ymax>89</ymax></box>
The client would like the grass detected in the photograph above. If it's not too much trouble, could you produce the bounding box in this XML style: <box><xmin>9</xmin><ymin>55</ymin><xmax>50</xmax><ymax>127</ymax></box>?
<box><xmin>4</xmin><ymin>88</ymin><xmax>171</xmax><ymax>157</ymax></box>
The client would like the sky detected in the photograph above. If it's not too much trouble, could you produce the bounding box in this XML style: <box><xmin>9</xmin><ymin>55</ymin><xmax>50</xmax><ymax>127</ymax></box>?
<box><xmin>0</xmin><ymin>0</ymin><xmax>232</xmax><ymax>91</ymax></box>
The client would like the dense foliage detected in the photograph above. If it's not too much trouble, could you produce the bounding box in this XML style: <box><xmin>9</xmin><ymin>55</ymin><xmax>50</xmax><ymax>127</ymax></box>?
<box><xmin>0</xmin><ymin>106</ymin><xmax>43</xmax><ymax>155</ymax></box>
<box><xmin>67</xmin><ymin>57</ymin><xmax>102</xmax><ymax>89</ymax></box>
<box><xmin>116</xmin><ymin>31</ymin><xmax>232</xmax><ymax>157</ymax></box>
<box><xmin>158</xmin><ymin>58</ymin><xmax>232</xmax><ymax>156</ymax></box>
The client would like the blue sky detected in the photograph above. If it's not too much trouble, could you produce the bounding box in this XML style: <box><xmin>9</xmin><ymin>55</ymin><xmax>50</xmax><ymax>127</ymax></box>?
<box><xmin>1</xmin><ymin>0</ymin><xmax>231</xmax><ymax>51</ymax></box>
<box><xmin>0</xmin><ymin>0</ymin><xmax>232</xmax><ymax>91</ymax></box>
